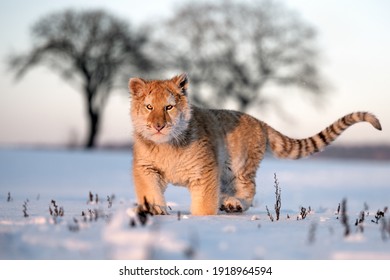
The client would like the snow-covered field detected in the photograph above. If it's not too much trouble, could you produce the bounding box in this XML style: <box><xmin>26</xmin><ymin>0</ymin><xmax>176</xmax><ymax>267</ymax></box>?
<box><xmin>1</xmin><ymin>148</ymin><xmax>389</xmax><ymax>260</ymax></box>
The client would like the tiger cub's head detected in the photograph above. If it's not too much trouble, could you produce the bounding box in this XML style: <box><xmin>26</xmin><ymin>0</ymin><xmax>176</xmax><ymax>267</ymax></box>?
<box><xmin>129</xmin><ymin>73</ymin><xmax>192</xmax><ymax>144</ymax></box>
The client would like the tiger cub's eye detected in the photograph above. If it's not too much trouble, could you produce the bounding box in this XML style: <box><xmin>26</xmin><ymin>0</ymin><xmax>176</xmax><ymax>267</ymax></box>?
<box><xmin>165</xmin><ymin>105</ymin><xmax>174</xmax><ymax>111</ymax></box>
<box><xmin>145</xmin><ymin>104</ymin><xmax>153</xmax><ymax>110</ymax></box>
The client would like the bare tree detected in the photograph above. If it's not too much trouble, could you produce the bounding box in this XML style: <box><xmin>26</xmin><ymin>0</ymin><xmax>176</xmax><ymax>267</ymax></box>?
<box><xmin>9</xmin><ymin>9</ymin><xmax>152</xmax><ymax>148</ymax></box>
<box><xmin>147</xmin><ymin>0</ymin><xmax>327</xmax><ymax>113</ymax></box>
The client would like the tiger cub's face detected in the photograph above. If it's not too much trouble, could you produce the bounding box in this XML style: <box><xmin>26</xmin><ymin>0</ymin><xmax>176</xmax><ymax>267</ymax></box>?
<box><xmin>129</xmin><ymin>73</ymin><xmax>192</xmax><ymax>144</ymax></box>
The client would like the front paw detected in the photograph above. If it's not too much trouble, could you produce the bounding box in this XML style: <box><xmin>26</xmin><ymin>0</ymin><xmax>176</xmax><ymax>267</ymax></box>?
<box><xmin>138</xmin><ymin>204</ymin><xmax>168</xmax><ymax>215</ymax></box>
<box><xmin>220</xmin><ymin>203</ymin><xmax>243</xmax><ymax>213</ymax></box>
<box><xmin>220</xmin><ymin>197</ymin><xmax>245</xmax><ymax>213</ymax></box>
<box><xmin>137</xmin><ymin>197</ymin><xmax>168</xmax><ymax>215</ymax></box>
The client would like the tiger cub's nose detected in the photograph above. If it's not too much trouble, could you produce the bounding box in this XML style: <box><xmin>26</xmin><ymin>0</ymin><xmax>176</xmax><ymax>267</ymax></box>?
<box><xmin>154</xmin><ymin>123</ymin><xmax>165</xmax><ymax>132</ymax></box>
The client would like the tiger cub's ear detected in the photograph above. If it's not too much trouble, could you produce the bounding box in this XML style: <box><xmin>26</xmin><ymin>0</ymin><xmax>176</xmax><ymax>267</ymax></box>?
<box><xmin>129</xmin><ymin>77</ymin><xmax>146</xmax><ymax>98</ymax></box>
<box><xmin>171</xmin><ymin>73</ymin><xmax>189</xmax><ymax>94</ymax></box>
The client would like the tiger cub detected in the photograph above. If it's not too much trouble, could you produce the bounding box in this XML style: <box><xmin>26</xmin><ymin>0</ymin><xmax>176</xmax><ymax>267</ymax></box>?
<box><xmin>129</xmin><ymin>73</ymin><xmax>382</xmax><ymax>215</ymax></box>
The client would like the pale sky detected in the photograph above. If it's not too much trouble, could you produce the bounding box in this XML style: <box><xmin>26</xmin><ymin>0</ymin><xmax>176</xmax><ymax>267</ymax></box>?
<box><xmin>0</xmin><ymin>0</ymin><xmax>389</xmax><ymax>147</ymax></box>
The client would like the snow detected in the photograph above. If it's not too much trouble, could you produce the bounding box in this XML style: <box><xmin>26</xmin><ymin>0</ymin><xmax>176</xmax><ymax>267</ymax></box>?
<box><xmin>0</xmin><ymin>148</ymin><xmax>389</xmax><ymax>260</ymax></box>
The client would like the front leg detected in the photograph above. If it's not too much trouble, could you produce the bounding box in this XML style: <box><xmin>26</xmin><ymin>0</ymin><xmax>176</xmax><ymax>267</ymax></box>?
<box><xmin>133</xmin><ymin>164</ymin><xmax>168</xmax><ymax>215</ymax></box>
<box><xmin>189</xmin><ymin>167</ymin><xmax>220</xmax><ymax>216</ymax></box>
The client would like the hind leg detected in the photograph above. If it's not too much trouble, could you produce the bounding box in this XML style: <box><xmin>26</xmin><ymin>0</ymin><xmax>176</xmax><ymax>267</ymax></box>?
<box><xmin>219</xmin><ymin>156</ymin><xmax>258</xmax><ymax>213</ymax></box>
<box><xmin>219</xmin><ymin>115</ymin><xmax>266</xmax><ymax>213</ymax></box>
<box><xmin>220</xmin><ymin>147</ymin><xmax>264</xmax><ymax>213</ymax></box>
<box><xmin>220</xmin><ymin>172</ymin><xmax>256</xmax><ymax>213</ymax></box>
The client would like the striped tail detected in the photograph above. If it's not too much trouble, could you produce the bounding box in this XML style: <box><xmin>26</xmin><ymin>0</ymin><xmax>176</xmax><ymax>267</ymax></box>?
<box><xmin>265</xmin><ymin>112</ymin><xmax>382</xmax><ymax>159</ymax></box>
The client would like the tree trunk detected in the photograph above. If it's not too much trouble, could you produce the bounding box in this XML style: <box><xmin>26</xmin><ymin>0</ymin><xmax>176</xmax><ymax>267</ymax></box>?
<box><xmin>85</xmin><ymin>111</ymin><xmax>99</xmax><ymax>149</ymax></box>
<box><xmin>85</xmin><ymin>92</ymin><xmax>100</xmax><ymax>149</ymax></box>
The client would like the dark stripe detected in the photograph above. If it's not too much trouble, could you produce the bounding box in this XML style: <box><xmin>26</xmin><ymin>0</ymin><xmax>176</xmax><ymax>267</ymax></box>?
<box><xmin>309</xmin><ymin>137</ymin><xmax>319</xmax><ymax>153</ymax></box>
<box><xmin>340</xmin><ymin>117</ymin><xmax>350</xmax><ymax>128</ymax></box>
<box><xmin>281</xmin><ymin>135</ymin><xmax>289</xmax><ymax>156</ymax></box>
<box><xmin>302</xmin><ymin>138</ymin><xmax>308</xmax><ymax>157</ymax></box>
<box><xmin>318</xmin><ymin>131</ymin><xmax>328</xmax><ymax>145</ymax></box>
<box><xmin>286</xmin><ymin>138</ymin><xmax>293</xmax><ymax>155</ymax></box>
<box><xmin>296</xmin><ymin>140</ymin><xmax>303</xmax><ymax>159</ymax></box>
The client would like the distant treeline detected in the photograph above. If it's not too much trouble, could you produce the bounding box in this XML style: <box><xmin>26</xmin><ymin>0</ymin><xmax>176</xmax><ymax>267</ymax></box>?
<box><xmin>97</xmin><ymin>142</ymin><xmax>390</xmax><ymax>161</ymax></box>
<box><xmin>312</xmin><ymin>145</ymin><xmax>390</xmax><ymax>161</ymax></box>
